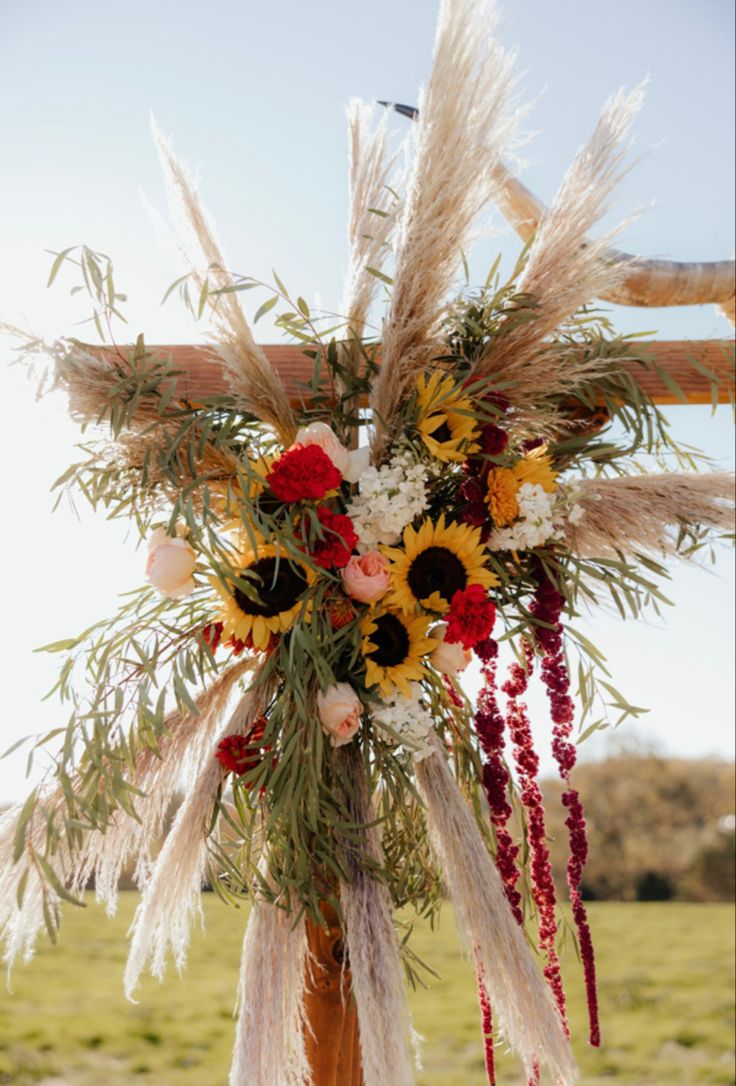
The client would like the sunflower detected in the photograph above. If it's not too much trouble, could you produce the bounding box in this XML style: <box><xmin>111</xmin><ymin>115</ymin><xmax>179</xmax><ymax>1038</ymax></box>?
<box><xmin>382</xmin><ymin>515</ymin><xmax>498</xmax><ymax>614</ymax></box>
<box><xmin>215</xmin><ymin>544</ymin><xmax>310</xmax><ymax>650</ymax></box>
<box><xmin>415</xmin><ymin>371</ymin><xmax>480</xmax><ymax>463</ymax></box>
<box><xmin>361</xmin><ymin>610</ymin><xmax>437</xmax><ymax>697</ymax></box>
<box><xmin>219</xmin><ymin>453</ymin><xmax>278</xmax><ymax>537</ymax></box>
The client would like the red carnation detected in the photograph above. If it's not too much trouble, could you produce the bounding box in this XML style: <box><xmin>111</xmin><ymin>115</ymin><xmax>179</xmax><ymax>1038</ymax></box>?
<box><xmin>445</xmin><ymin>584</ymin><xmax>496</xmax><ymax>650</ymax></box>
<box><xmin>216</xmin><ymin>717</ymin><xmax>270</xmax><ymax>781</ymax></box>
<box><xmin>302</xmin><ymin>506</ymin><xmax>358</xmax><ymax>570</ymax></box>
<box><xmin>266</xmin><ymin>443</ymin><xmax>342</xmax><ymax>502</ymax></box>
<box><xmin>201</xmin><ymin>622</ymin><xmax>224</xmax><ymax>651</ymax></box>
<box><xmin>328</xmin><ymin>594</ymin><xmax>357</xmax><ymax>628</ymax></box>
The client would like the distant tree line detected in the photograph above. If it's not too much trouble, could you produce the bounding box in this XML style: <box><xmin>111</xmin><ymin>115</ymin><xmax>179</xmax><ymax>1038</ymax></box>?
<box><xmin>542</xmin><ymin>754</ymin><xmax>735</xmax><ymax>902</ymax></box>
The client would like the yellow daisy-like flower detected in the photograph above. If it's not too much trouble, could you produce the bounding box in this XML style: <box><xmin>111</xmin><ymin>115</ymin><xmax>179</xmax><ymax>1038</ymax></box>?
<box><xmin>361</xmin><ymin>609</ymin><xmax>438</xmax><ymax>697</ymax></box>
<box><xmin>415</xmin><ymin>371</ymin><xmax>480</xmax><ymax>463</ymax></box>
<box><xmin>512</xmin><ymin>447</ymin><xmax>558</xmax><ymax>493</ymax></box>
<box><xmin>382</xmin><ymin>515</ymin><xmax>498</xmax><ymax>615</ymax></box>
<box><xmin>214</xmin><ymin>543</ymin><xmax>310</xmax><ymax>650</ymax></box>
<box><xmin>486</xmin><ymin>466</ymin><xmax>520</xmax><ymax>527</ymax></box>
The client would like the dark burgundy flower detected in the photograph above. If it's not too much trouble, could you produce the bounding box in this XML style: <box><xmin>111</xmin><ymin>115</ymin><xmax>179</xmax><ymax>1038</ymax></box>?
<box><xmin>479</xmin><ymin>424</ymin><xmax>509</xmax><ymax>457</ymax></box>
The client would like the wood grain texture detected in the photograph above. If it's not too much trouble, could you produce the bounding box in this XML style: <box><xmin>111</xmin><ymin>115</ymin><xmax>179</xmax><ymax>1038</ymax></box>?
<box><xmin>87</xmin><ymin>340</ymin><xmax>734</xmax><ymax>407</ymax></box>
<box><xmin>304</xmin><ymin>903</ymin><xmax>364</xmax><ymax>1086</ymax></box>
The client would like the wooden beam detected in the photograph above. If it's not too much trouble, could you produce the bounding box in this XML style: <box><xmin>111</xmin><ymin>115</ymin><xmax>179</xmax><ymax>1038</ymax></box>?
<box><xmin>92</xmin><ymin>340</ymin><xmax>734</xmax><ymax>406</ymax></box>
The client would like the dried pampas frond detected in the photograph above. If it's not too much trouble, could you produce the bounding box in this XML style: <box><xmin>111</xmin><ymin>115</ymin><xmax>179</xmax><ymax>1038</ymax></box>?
<box><xmin>0</xmin><ymin>788</ymin><xmax>63</xmax><ymax>973</ymax></box>
<box><xmin>342</xmin><ymin>99</ymin><xmax>397</xmax><ymax>341</ymax></box>
<box><xmin>370</xmin><ymin>0</ymin><xmax>521</xmax><ymax>459</ymax></box>
<box><xmin>104</xmin><ymin>423</ymin><xmax>242</xmax><ymax>510</ymax></box>
<box><xmin>230</xmin><ymin>887</ymin><xmax>311</xmax><ymax>1086</ymax></box>
<box><xmin>124</xmin><ymin>676</ymin><xmax>271</xmax><ymax>997</ymax></box>
<box><xmin>415</xmin><ymin>737</ymin><xmax>577</xmax><ymax>1085</ymax></box>
<box><xmin>566</xmin><ymin>471</ymin><xmax>735</xmax><ymax>559</ymax></box>
<box><xmin>477</xmin><ymin>84</ymin><xmax>645</xmax><ymax>401</ymax></box>
<box><xmin>0</xmin><ymin>326</ymin><xmax>168</xmax><ymax>431</ymax></box>
<box><xmin>75</xmin><ymin>656</ymin><xmax>258</xmax><ymax>911</ymax></box>
<box><xmin>152</xmin><ymin>119</ymin><xmax>296</xmax><ymax>444</ymax></box>
<box><xmin>341</xmin><ymin>750</ymin><xmax>416</xmax><ymax>1086</ymax></box>
<box><xmin>0</xmin><ymin>659</ymin><xmax>258</xmax><ymax>977</ymax></box>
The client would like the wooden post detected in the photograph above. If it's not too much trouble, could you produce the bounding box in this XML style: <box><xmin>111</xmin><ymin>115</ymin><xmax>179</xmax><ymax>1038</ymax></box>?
<box><xmin>304</xmin><ymin>904</ymin><xmax>364</xmax><ymax>1085</ymax></box>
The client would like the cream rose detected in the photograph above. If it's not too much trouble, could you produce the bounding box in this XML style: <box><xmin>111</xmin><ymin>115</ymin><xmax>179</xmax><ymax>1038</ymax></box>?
<box><xmin>344</xmin><ymin>444</ymin><xmax>370</xmax><ymax>485</ymax></box>
<box><xmin>341</xmin><ymin>550</ymin><xmax>391</xmax><ymax>604</ymax></box>
<box><xmin>317</xmin><ymin>682</ymin><xmax>363</xmax><ymax>748</ymax></box>
<box><xmin>294</xmin><ymin>422</ymin><xmax>351</xmax><ymax>477</ymax></box>
<box><xmin>146</xmin><ymin>528</ymin><xmax>197</xmax><ymax>599</ymax></box>
<box><xmin>429</xmin><ymin>623</ymin><xmax>472</xmax><ymax>676</ymax></box>
<box><xmin>293</xmin><ymin>422</ymin><xmax>369</xmax><ymax>485</ymax></box>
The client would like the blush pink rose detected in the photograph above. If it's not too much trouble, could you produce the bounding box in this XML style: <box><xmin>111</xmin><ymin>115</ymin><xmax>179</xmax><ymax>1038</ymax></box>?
<box><xmin>317</xmin><ymin>683</ymin><xmax>363</xmax><ymax>748</ymax></box>
<box><xmin>429</xmin><ymin>623</ymin><xmax>472</xmax><ymax>676</ymax></box>
<box><xmin>146</xmin><ymin>527</ymin><xmax>196</xmax><ymax>599</ymax></box>
<box><xmin>341</xmin><ymin>551</ymin><xmax>391</xmax><ymax>604</ymax></box>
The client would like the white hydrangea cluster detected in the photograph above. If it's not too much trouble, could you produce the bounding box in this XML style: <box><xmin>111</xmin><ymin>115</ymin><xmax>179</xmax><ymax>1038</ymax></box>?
<box><xmin>370</xmin><ymin>684</ymin><xmax>436</xmax><ymax>762</ymax></box>
<box><xmin>488</xmin><ymin>483</ymin><xmax>585</xmax><ymax>552</ymax></box>
<box><xmin>347</xmin><ymin>449</ymin><xmax>429</xmax><ymax>546</ymax></box>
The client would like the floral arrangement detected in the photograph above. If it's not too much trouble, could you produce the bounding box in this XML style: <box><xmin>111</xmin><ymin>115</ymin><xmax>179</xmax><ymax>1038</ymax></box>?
<box><xmin>1</xmin><ymin>1</ymin><xmax>733</xmax><ymax>1084</ymax></box>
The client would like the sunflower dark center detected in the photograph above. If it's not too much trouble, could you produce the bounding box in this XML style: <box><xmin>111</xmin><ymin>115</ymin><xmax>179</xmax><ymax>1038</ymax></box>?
<box><xmin>431</xmin><ymin>421</ymin><xmax>452</xmax><ymax>444</ymax></box>
<box><xmin>256</xmin><ymin>487</ymin><xmax>282</xmax><ymax>518</ymax></box>
<box><xmin>233</xmin><ymin>557</ymin><xmax>307</xmax><ymax>618</ymax></box>
<box><xmin>367</xmin><ymin>614</ymin><xmax>411</xmax><ymax>668</ymax></box>
<box><xmin>407</xmin><ymin>546</ymin><xmax>468</xmax><ymax>603</ymax></box>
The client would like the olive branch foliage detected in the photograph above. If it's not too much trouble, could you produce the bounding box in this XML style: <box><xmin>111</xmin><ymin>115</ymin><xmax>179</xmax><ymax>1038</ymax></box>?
<box><xmin>4</xmin><ymin>237</ymin><xmax>727</xmax><ymax>975</ymax></box>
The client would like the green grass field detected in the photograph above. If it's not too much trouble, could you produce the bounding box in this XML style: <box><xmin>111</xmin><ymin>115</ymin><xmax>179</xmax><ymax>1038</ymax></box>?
<box><xmin>0</xmin><ymin>897</ymin><xmax>733</xmax><ymax>1086</ymax></box>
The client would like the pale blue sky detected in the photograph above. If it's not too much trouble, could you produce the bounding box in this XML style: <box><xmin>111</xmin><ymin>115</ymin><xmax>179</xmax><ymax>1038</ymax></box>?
<box><xmin>0</xmin><ymin>1</ymin><xmax>733</xmax><ymax>800</ymax></box>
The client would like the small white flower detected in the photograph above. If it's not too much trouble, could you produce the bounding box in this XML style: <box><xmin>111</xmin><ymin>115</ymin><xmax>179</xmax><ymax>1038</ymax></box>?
<box><xmin>371</xmin><ymin>683</ymin><xmax>436</xmax><ymax>762</ymax></box>
<box><xmin>347</xmin><ymin>448</ymin><xmax>429</xmax><ymax>547</ymax></box>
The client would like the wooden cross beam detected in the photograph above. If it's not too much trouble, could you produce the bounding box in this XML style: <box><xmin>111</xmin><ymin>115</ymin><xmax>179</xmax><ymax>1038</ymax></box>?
<box><xmin>92</xmin><ymin>339</ymin><xmax>735</xmax><ymax>407</ymax></box>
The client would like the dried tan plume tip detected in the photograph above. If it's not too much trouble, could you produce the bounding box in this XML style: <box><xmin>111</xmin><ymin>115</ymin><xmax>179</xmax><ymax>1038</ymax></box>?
<box><xmin>151</xmin><ymin>117</ymin><xmax>296</xmax><ymax>444</ymax></box>
<box><xmin>370</xmin><ymin>0</ymin><xmax>522</xmax><ymax>460</ymax></box>
<box><xmin>342</xmin><ymin>99</ymin><xmax>397</xmax><ymax>341</ymax></box>
<box><xmin>491</xmin><ymin>162</ymin><xmax>736</xmax><ymax>322</ymax></box>
<box><xmin>566</xmin><ymin>471</ymin><xmax>735</xmax><ymax>559</ymax></box>
<box><xmin>477</xmin><ymin>84</ymin><xmax>646</xmax><ymax>398</ymax></box>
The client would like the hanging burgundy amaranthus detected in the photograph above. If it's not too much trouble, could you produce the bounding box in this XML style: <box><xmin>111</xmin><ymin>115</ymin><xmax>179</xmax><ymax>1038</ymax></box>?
<box><xmin>531</xmin><ymin>575</ymin><xmax>601</xmax><ymax>1047</ymax></box>
<box><xmin>473</xmin><ymin>638</ymin><xmax>523</xmax><ymax>923</ymax></box>
<box><xmin>471</xmin><ymin>637</ymin><xmax>521</xmax><ymax>1084</ymax></box>
<box><xmin>502</xmin><ymin>644</ymin><xmax>568</xmax><ymax>1034</ymax></box>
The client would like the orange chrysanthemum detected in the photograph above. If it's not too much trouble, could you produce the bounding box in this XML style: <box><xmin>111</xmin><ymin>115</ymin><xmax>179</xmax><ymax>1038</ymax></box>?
<box><xmin>486</xmin><ymin>467</ymin><xmax>520</xmax><ymax>527</ymax></box>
